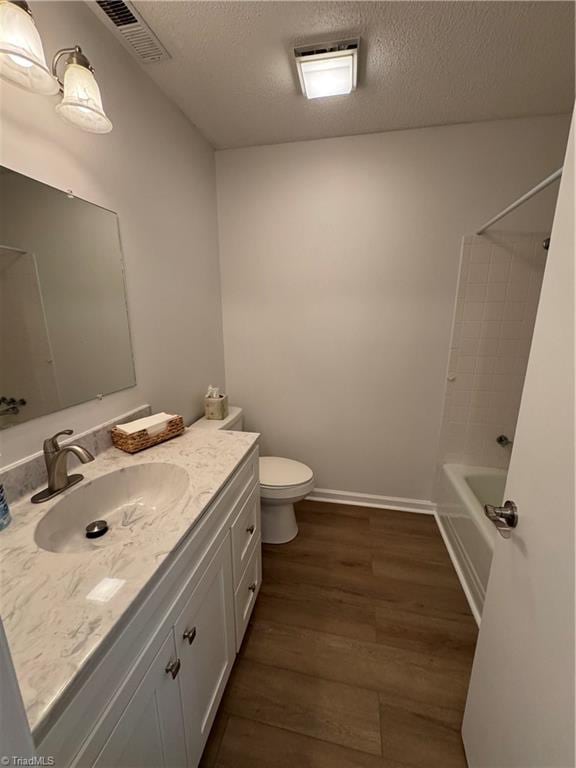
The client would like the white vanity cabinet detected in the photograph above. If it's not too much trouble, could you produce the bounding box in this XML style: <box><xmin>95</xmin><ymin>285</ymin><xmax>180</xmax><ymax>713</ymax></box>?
<box><xmin>173</xmin><ymin>535</ymin><xmax>235</xmax><ymax>766</ymax></box>
<box><xmin>38</xmin><ymin>448</ymin><xmax>261</xmax><ymax>768</ymax></box>
<box><xmin>90</xmin><ymin>537</ymin><xmax>235</xmax><ymax>768</ymax></box>
<box><xmin>92</xmin><ymin>631</ymin><xmax>188</xmax><ymax>768</ymax></box>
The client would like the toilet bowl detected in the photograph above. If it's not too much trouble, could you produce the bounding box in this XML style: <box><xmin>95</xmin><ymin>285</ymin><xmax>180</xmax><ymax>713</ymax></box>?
<box><xmin>190</xmin><ymin>407</ymin><xmax>314</xmax><ymax>544</ymax></box>
<box><xmin>259</xmin><ymin>457</ymin><xmax>315</xmax><ymax>544</ymax></box>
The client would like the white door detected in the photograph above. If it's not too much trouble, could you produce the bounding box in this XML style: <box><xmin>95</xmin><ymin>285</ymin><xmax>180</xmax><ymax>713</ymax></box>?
<box><xmin>92</xmin><ymin>632</ymin><xmax>188</xmax><ymax>768</ymax></box>
<box><xmin>174</xmin><ymin>535</ymin><xmax>235</xmax><ymax>767</ymax></box>
<box><xmin>462</xmin><ymin>113</ymin><xmax>575</xmax><ymax>767</ymax></box>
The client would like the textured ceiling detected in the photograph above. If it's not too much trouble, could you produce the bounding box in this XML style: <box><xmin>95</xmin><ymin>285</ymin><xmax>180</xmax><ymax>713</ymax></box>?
<box><xmin>131</xmin><ymin>1</ymin><xmax>575</xmax><ymax>149</ymax></box>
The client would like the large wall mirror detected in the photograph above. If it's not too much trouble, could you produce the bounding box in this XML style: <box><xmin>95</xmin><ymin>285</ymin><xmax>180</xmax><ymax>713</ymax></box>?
<box><xmin>0</xmin><ymin>167</ymin><xmax>136</xmax><ymax>430</ymax></box>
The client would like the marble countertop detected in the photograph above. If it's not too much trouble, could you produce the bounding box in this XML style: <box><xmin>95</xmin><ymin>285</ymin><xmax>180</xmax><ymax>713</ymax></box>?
<box><xmin>0</xmin><ymin>428</ymin><xmax>259</xmax><ymax>735</ymax></box>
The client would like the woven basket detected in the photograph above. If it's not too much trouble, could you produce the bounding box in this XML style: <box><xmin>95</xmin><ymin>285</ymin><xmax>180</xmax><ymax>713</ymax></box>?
<box><xmin>111</xmin><ymin>415</ymin><xmax>185</xmax><ymax>454</ymax></box>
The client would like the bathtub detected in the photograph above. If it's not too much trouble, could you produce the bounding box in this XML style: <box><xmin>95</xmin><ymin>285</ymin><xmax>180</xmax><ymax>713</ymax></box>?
<box><xmin>435</xmin><ymin>464</ymin><xmax>507</xmax><ymax>623</ymax></box>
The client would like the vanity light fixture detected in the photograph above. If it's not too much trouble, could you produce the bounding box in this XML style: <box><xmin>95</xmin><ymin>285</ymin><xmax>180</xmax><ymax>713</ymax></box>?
<box><xmin>52</xmin><ymin>46</ymin><xmax>112</xmax><ymax>134</ymax></box>
<box><xmin>294</xmin><ymin>39</ymin><xmax>359</xmax><ymax>99</ymax></box>
<box><xmin>0</xmin><ymin>0</ymin><xmax>112</xmax><ymax>133</ymax></box>
<box><xmin>0</xmin><ymin>0</ymin><xmax>58</xmax><ymax>95</ymax></box>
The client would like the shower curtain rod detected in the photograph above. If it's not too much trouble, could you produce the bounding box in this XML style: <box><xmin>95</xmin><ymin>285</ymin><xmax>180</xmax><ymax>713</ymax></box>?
<box><xmin>476</xmin><ymin>167</ymin><xmax>563</xmax><ymax>235</ymax></box>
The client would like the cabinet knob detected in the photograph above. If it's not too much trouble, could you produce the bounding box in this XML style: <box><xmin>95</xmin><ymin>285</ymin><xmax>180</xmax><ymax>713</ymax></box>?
<box><xmin>246</xmin><ymin>524</ymin><xmax>255</xmax><ymax>535</ymax></box>
<box><xmin>248</xmin><ymin>582</ymin><xmax>257</xmax><ymax>593</ymax></box>
<box><xmin>183</xmin><ymin>627</ymin><xmax>197</xmax><ymax>645</ymax></box>
<box><xmin>165</xmin><ymin>658</ymin><xmax>181</xmax><ymax>679</ymax></box>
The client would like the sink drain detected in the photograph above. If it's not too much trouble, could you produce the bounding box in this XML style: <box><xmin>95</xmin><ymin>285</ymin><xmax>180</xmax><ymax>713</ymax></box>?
<box><xmin>86</xmin><ymin>520</ymin><xmax>109</xmax><ymax>539</ymax></box>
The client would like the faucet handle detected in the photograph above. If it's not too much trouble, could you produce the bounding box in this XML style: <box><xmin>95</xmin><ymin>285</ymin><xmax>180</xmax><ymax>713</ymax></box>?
<box><xmin>44</xmin><ymin>429</ymin><xmax>74</xmax><ymax>454</ymax></box>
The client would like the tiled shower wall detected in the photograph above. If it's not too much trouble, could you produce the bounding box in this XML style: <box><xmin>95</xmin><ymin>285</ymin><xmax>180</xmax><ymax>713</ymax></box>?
<box><xmin>437</xmin><ymin>232</ymin><xmax>547</xmax><ymax>469</ymax></box>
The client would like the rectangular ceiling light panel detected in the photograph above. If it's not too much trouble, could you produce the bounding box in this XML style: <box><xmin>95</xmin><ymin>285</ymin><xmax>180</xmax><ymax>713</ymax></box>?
<box><xmin>294</xmin><ymin>40</ymin><xmax>359</xmax><ymax>99</ymax></box>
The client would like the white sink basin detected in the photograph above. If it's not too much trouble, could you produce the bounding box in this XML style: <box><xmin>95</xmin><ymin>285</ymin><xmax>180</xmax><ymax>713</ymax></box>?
<box><xmin>34</xmin><ymin>463</ymin><xmax>189</xmax><ymax>554</ymax></box>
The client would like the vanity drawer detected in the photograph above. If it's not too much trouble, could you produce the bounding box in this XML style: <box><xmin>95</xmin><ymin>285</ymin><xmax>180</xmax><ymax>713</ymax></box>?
<box><xmin>231</xmin><ymin>484</ymin><xmax>261</xmax><ymax>587</ymax></box>
<box><xmin>219</xmin><ymin>447</ymin><xmax>258</xmax><ymax>521</ymax></box>
<box><xmin>234</xmin><ymin>540</ymin><xmax>261</xmax><ymax>651</ymax></box>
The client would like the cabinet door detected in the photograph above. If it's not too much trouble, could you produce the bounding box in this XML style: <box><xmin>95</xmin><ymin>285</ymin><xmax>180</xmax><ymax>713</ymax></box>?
<box><xmin>92</xmin><ymin>632</ymin><xmax>187</xmax><ymax>768</ymax></box>
<box><xmin>174</xmin><ymin>535</ymin><xmax>235</xmax><ymax>767</ymax></box>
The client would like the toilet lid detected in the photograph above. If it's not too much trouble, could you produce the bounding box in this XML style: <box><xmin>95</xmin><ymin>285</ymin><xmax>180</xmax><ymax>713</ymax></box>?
<box><xmin>259</xmin><ymin>457</ymin><xmax>314</xmax><ymax>488</ymax></box>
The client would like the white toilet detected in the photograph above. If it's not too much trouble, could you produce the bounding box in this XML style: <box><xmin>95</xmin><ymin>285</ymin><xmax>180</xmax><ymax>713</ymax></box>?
<box><xmin>259</xmin><ymin>456</ymin><xmax>314</xmax><ymax>543</ymax></box>
<box><xmin>191</xmin><ymin>407</ymin><xmax>314</xmax><ymax>544</ymax></box>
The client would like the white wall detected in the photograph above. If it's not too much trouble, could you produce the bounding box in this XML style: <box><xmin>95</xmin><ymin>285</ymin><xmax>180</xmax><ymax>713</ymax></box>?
<box><xmin>0</xmin><ymin>1</ymin><xmax>224</xmax><ymax>467</ymax></box>
<box><xmin>216</xmin><ymin>115</ymin><xmax>570</xmax><ymax>502</ymax></box>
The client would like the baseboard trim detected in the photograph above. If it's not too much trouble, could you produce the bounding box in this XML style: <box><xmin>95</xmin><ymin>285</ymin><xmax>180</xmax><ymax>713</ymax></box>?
<box><xmin>434</xmin><ymin>511</ymin><xmax>481</xmax><ymax>626</ymax></box>
<box><xmin>306</xmin><ymin>488</ymin><xmax>436</xmax><ymax>515</ymax></box>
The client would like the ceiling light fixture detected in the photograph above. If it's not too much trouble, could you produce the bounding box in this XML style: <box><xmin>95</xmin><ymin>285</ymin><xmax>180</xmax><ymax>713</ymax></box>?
<box><xmin>294</xmin><ymin>39</ymin><xmax>359</xmax><ymax>100</ymax></box>
<box><xmin>0</xmin><ymin>0</ymin><xmax>58</xmax><ymax>95</ymax></box>
<box><xmin>52</xmin><ymin>46</ymin><xmax>112</xmax><ymax>134</ymax></box>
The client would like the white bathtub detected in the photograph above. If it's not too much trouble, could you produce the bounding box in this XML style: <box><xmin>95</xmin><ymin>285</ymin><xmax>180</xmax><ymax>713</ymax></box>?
<box><xmin>436</xmin><ymin>464</ymin><xmax>507</xmax><ymax>623</ymax></box>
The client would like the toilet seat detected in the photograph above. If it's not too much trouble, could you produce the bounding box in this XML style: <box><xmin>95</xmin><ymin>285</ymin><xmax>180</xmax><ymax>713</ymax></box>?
<box><xmin>259</xmin><ymin>457</ymin><xmax>314</xmax><ymax>489</ymax></box>
<box><xmin>260</xmin><ymin>479</ymin><xmax>315</xmax><ymax>501</ymax></box>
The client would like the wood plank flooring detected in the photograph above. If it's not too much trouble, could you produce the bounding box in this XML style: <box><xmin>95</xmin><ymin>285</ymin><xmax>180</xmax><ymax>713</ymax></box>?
<box><xmin>200</xmin><ymin>501</ymin><xmax>478</xmax><ymax>768</ymax></box>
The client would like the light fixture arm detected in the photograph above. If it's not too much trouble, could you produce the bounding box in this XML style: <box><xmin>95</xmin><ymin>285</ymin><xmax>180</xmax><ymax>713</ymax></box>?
<box><xmin>10</xmin><ymin>0</ymin><xmax>32</xmax><ymax>16</ymax></box>
<box><xmin>51</xmin><ymin>46</ymin><xmax>93</xmax><ymax>92</ymax></box>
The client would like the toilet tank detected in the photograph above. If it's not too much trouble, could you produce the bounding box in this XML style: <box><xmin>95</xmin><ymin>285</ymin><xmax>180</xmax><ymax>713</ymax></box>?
<box><xmin>190</xmin><ymin>406</ymin><xmax>244</xmax><ymax>431</ymax></box>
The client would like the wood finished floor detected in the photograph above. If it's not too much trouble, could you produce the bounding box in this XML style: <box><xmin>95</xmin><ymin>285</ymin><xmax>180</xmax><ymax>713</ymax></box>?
<box><xmin>201</xmin><ymin>501</ymin><xmax>478</xmax><ymax>768</ymax></box>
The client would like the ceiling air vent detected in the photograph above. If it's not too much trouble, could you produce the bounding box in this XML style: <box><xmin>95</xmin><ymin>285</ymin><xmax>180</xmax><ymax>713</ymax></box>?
<box><xmin>90</xmin><ymin>0</ymin><xmax>170</xmax><ymax>64</ymax></box>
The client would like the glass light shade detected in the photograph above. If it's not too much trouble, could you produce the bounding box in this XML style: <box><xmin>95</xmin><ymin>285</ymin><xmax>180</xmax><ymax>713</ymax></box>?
<box><xmin>299</xmin><ymin>54</ymin><xmax>355</xmax><ymax>99</ymax></box>
<box><xmin>55</xmin><ymin>62</ymin><xmax>112</xmax><ymax>133</ymax></box>
<box><xmin>0</xmin><ymin>1</ymin><xmax>58</xmax><ymax>94</ymax></box>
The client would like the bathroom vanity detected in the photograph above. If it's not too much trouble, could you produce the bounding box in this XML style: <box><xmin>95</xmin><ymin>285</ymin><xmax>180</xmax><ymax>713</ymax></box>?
<box><xmin>0</xmin><ymin>427</ymin><xmax>261</xmax><ymax>767</ymax></box>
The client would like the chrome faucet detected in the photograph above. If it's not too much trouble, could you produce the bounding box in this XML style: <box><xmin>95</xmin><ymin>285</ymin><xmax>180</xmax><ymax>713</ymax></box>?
<box><xmin>31</xmin><ymin>429</ymin><xmax>95</xmax><ymax>504</ymax></box>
